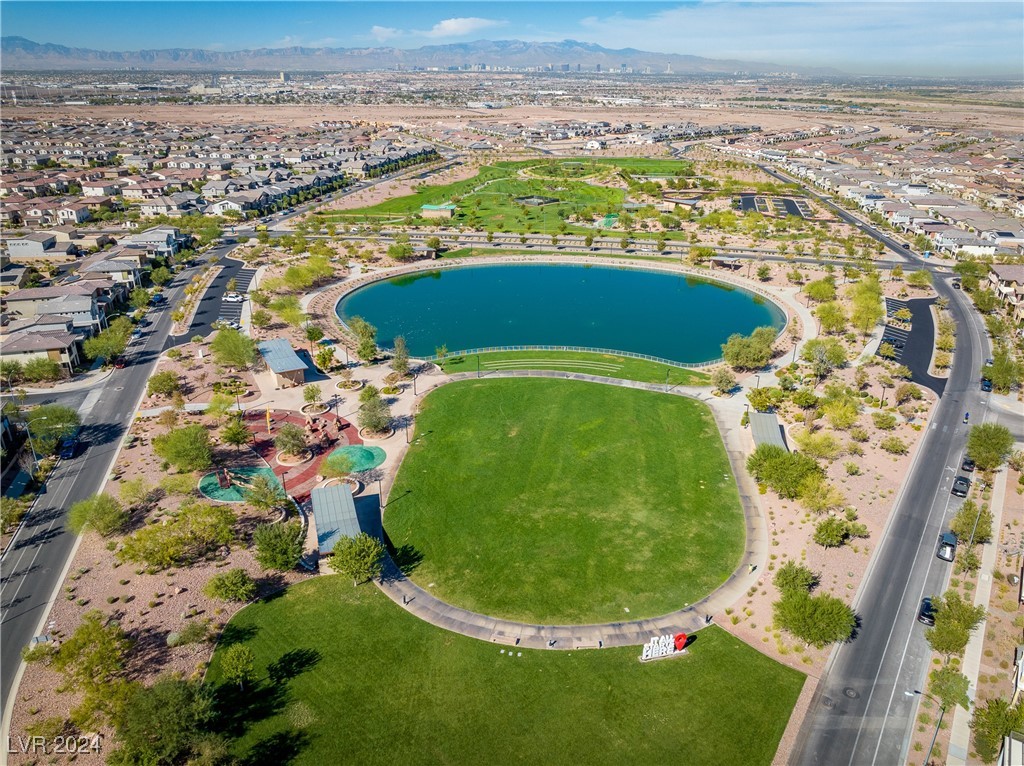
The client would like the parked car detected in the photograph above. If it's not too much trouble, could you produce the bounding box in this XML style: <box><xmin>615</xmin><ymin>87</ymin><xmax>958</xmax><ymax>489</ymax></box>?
<box><xmin>937</xmin><ymin>532</ymin><xmax>958</xmax><ymax>562</ymax></box>
<box><xmin>214</xmin><ymin>318</ymin><xmax>242</xmax><ymax>331</ymax></box>
<box><xmin>917</xmin><ymin>597</ymin><xmax>936</xmax><ymax>626</ymax></box>
<box><xmin>951</xmin><ymin>476</ymin><xmax>971</xmax><ymax>497</ymax></box>
<box><xmin>223</xmin><ymin>293</ymin><xmax>245</xmax><ymax>303</ymax></box>
<box><xmin>882</xmin><ymin>337</ymin><xmax>905</xmax><ymax>349</ymax></box>
<box><xmin>58</xmin><ymin>436</ymin><xmax>80</xmax><ymax>460</ymax></box>
<box><xmin>980</xmin><ymin>378</ymin><xmax>993</xmax><ymax>392</ymax></box>
<box><xmin>961</xmin><ymin>457</ymin><xmax>975</xmax><ymax>472</ymax></box>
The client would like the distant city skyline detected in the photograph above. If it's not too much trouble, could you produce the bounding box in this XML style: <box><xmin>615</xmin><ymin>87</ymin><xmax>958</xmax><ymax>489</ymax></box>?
<box><xmin>2</xmin><ymin>1</ymin><xmax>1022</xmax><ymax>78</ymax></box>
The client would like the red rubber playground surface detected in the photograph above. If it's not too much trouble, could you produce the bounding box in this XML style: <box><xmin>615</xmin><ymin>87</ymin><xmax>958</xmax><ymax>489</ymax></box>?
<box><xmin>240</xmin><ymin>408</ymin><xmax>362</xmax><ymax>503</ymax></box>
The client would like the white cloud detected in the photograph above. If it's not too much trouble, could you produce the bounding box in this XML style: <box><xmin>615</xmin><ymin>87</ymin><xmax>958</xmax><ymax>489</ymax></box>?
<box><xmin>370</xmin><ymin>25</ymin><xmax>402</xmax><ymax>43</ymax></box>
<box><xmin>422</xmin><ymin>17</ymin><xmax>505</xmax><ymax>39</ymax></box>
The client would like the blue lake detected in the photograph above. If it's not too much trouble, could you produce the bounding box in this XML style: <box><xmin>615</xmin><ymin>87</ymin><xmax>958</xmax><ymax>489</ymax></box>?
<box><xmin>337</xmin><ymin>263</ymin><xmax>785</xmax><ymax>364</ymax></box>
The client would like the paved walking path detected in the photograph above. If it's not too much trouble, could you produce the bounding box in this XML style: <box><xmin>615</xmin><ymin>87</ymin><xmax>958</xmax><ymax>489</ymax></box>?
<box><xmin>945</xmin><ymin>451</ymin><xmax>1017</xmax><ymax>765</ymax></box>
<box><xmin>372</xmin><ymin>367</ymin><xmax>768</xmax><ymax>650</ymax></box>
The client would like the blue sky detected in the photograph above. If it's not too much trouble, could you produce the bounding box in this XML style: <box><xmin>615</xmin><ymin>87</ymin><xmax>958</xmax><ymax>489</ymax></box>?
<box><xmin>2</xmin><ymin>2</ymin><xmax>1022</xmax><ymax>77</ymax></box>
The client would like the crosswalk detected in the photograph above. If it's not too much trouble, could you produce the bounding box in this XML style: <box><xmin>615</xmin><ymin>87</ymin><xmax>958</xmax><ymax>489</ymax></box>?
<box><xmin>217</xmin><ymin>267</ymin><xmax>258</xmax><ymax>326</ymax></box>
<box><xmin>878</xmin><ymin>297</ymin><xmax>911</xmax><ymax>362</ymax></box>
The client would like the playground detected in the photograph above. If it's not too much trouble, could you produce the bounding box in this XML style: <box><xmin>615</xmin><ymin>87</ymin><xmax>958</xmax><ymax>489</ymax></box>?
<box><xmin>199</xmin><ymin>466</ymin><xmax>282</xmax><ymax>503</ymax></box>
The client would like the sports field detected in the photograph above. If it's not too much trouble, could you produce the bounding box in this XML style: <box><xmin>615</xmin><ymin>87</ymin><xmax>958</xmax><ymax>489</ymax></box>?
<box><xmin>385</xmin><ymin>378</ymin><xmax>745</xmax><ymax>623</ymax></box>
<box><xmin>206</xmin><ymin>576</ymin><xmax>804</xmax><ymax>766</ymax></box>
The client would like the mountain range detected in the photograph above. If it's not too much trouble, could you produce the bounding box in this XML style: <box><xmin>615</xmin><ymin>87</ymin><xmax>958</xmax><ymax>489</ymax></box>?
<box><xmin>0</xmin><ymin>37</ymin><xmax>839</xmax><ymax>75</ymax></box>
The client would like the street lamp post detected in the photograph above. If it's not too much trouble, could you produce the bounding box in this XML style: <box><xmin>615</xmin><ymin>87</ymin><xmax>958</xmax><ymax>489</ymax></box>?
<box><xmin>754</xmin><ymin>374</ymin><xmax>761</xmax><ymax>389</ymax></box>
<box><xmin>906</xmin><ymin>690</ymin><xmax>945</xmax><ymax>765</ymax></box>
<box><xmin>22</xmin><ymin>417</ymin><xmax>43</xmax><ymax>473</ymax></box>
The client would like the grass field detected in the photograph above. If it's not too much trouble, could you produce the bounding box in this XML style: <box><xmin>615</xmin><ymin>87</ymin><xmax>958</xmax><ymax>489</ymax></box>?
<box><xmin>207</xmin><ymin>577</ymin><xmax>804</xmax><ymax>766</ymax></box>
<box><xmin>385</xmin><ymin>378</ymin><xmax>745</xmax><ymax>623</ymax></box>
<box><xmin>441</xmin><ymin>350</ymin><xmax>711</xmax><ymax>386</ymax></box>
<box><xmin>320</xmin><ymin>158</ymin><xmax>693</xmax><ymax>233</ymax></box>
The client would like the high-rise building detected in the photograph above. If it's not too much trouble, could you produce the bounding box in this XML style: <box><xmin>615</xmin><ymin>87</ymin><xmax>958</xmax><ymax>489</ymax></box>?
<box><xmin>280</xmin><ymin>71</ymin><xmax>289</xmax><ymax>82</ymax></box>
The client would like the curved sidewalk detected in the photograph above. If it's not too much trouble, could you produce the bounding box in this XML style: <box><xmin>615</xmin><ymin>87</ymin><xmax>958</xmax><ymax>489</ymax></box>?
<box><xmin>373</xmin><ymin>367</ymin><xmax>768</xmax><ymax>650</ymax></box>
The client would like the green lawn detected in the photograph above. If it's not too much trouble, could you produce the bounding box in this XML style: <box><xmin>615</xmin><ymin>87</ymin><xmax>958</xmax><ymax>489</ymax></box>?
<box><xmin>386</xmin><ymin>378</ymin><xmax>745</xmax><ymax>623</ymax></box>
<box><xmin>207</xmin><ymin>577</ymin><xmax>804</xmax><ymax>766</ymax></box>
<box><xmin>320</xmin><ymin>158</ymin><xmax>694</xmax><ymax>233</ymax></box>
<box><xmin>441</xmin><ymin>350</ymin><xmax>710</xmax><ymax>386</ymax></box>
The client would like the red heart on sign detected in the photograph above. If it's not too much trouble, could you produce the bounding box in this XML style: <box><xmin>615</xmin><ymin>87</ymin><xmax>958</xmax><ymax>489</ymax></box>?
<box><xmin>674</xmin><ymin>633</ymin><xmax>687</xmax><ymax>651</ymax></box>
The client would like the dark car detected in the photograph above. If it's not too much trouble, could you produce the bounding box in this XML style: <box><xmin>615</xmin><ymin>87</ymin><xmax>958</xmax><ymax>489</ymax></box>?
<box><xmin>918</xmin><ymin>598</ymin><xmax>936</xmax><ymax>626</ymax></box>
<box><xmin>980</xmin><ymin>378</ymin><xmax>993</xmax><ymax>392</ymax></box>
<box><xmin>58</xmin><ymin>437</ymin><xmax>80</xmax><ymax>459</ymax></box>
<box><xmin>961</xmin><ymin>457</ymin><xmax>975</xmax><ymax>472</ymax></box>
<box><xmin>951</xmin><ymin>476</ymin><xmax>971</xmax><ymax>497</ymax></box>
<box><xmin>952</xmin><ymin>280</ymin><xmax>962</xmax><ymax>290</ymax></box>
<box><xmin>113</xmin><ymin>356</ymin><xmax>128</xmax><ymax>369</ymax></box>
<box><xmin>882</xmin><ymin>338</ymin><xmax>905</xmax><ymax>349</ymax></box>
<box><xmin>937</xmin><ymin>532</ymin><xmax>958</xmax><ymax>562</ymax></box>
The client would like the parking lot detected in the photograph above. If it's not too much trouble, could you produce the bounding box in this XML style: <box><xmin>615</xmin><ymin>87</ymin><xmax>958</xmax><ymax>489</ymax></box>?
<box><xmin>215</xmin><ymin>267</ymin><xmax>258</xmax><ymax>328</ymax></box>
<box><xmin>737</xmin><ymin>194</ymin><xmax>812</xmax><ymax>218</ymax></box>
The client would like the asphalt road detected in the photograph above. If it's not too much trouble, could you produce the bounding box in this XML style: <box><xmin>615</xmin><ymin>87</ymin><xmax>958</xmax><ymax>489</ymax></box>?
<box><xmin>167</xmin><ymin>250</ymin><xmax>249</xmax><ymax>344</ymax></box>
<box><xmin>793</xmin><ymin>263</ymin><xmax>1003</xmax><ymax>764</ymax></box>
<box><xmin>757</xmin><ymin>164</ymin><xmax>917</xmax><ymax>261</ymax></box>
<box><xmin>0</xmin><ymin>259</ymin><xmax>206</xmax><ymax>723</ymax></box>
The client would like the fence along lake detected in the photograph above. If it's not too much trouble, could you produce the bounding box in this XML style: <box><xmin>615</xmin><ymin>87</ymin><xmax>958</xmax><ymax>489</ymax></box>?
<box><xmin>337</xmin><ymin>263</ymin><xmax>785</xmax><ymax>364</ymax></box>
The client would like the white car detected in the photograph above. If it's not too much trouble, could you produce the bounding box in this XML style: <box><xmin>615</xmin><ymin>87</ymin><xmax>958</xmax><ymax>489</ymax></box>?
<box><xmin>223</xmin><ymin>293</ymin><xmax>245</xmax><ymax>303</ymax></box>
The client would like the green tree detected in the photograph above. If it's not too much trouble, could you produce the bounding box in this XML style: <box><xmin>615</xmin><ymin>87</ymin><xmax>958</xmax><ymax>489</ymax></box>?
<box><xmin>746</xmin><ymin>444</ymin><xmax>823</xmax><ymax>499</ymax></box>
<box><xmin>315</xmin><ymin>345</ymin><xmax>335</xmax><ymax>372</ymax></box>
<box><xmin>109</xmin><ymin>677</ymin><xmax>215</xmax><ymax>766</ymax></box>
<box><xmin>982</xmin><ymin>346</ymin><xmax>1023</xmax><ymax>394</ymax></box>
<box><xmin>970</xmin><ymin>697</ymin><xmax>1024</xmax><ymax>764</ymax></box>
<box><xmin>929</xmin><ymin>665</ymin><xmax>970</xmax><ymax>713</ymax></box>
<box><xmin>220</xmin><ymin>417</ymin><xmax>251</xmax><ymax>451</ymax></box>
<box><xmin>906</xmin><ymin>270</ymin><xmax>932</xmax><ymax>288</ymax></box>
<box><xmin>220</xmin><ymin>644</ymin><xmax>256</xmax><ymax>691</ymax></box>
<box><xmin>68</xmin><ymin>494</ymin><xmax>128</xmax><ymax>537</ymax></box>
<box><xmin>391</xmin><ymin>335</ymin><xmax>409</xmax><ymax>376</ymax></box>
<box><xmin>813</xmin><ymin>516</ymin><xmax>849</xmax><ymax>547</ymax></box>
<box><xmin>721</xmin><ymin>326</ymin><xmax>777</xmax><ymax>370</ymax></box>
<box><xmin>331</xmin><ymin>532</ymin><xmax>386</xmax><ymax>586</ymax></box>
<box><xmin>252</xmin><ymin>521</ymin><xmax>303</xmax><ymax>571</ymax></box>
<box><xmin>815</xmin><ymin>302</ymin><xmax>847</xmax><ymax>334</ymax></box>
<box><xmin>950</xmin><ymin>499</ymin><xmax>993</xmax><ymax>545</ymax></box>
<box><xmin>0</xmin><ymin>359</ymin><xmax>24</xmax><ymax>388</ymax></box>
<box><xmin>303</xmin><ymin>383</ymin><xmax>323</xmax><ymax>405</ymax></box>
<box><xmin>83</xmin><ymin>322</ymin><xmax>130</xmax><ymax>363</ymax></box>
<box><xmin>27</xmin><ymin>404</ymin><xmax>81</xmax><ymax>454</ymax></box>
<box><xmin>50</xmin><ymin>610</ymin><xmax>132</xmax><ymax>728</ymax></box>
<box><xmin>348</xmin><ymin>316</ymin><xmax>378</xmax><ymax>361</ymax></box>
<box><xmin>872</xmin><ymin>412</ymin><xmax>898</xmax><ymax>431</ymax></box>
<box><xmin>273</xmin><ymin>423</ymin><xmax>307</xmax><ymax>457</ymax></box>
<box><xmin>804</xmin><ymin>278</ymin><xmax>836</xmax><ymax>303</ymax></box>
<box><xmin>710</xmin><ymin>367</ymin><xmax>737</xmax><ymax>394</ymax></box>
<box><xmin>359</xmin><ymin>397</ymin><xmax>392</xmax><ymax>434</ymax></box>
<box><xmin>802</xmin><ymin>337</ymin><xmax>847</xmax><ymax>379</ymax></box>
<box><xmin>243</xmin><ymin>474</ymin><xmax>287</xmax><ymax>513</ymax></box>
<box><xmin>756</xmin><ymin>264</ymin><xmax>772</xmax><ymax>281</ymax></box>
<box><xmin>129</xmin><ymin>287</ymin><xmax>151</xmax><ymax>311</ymax></box>
<box><xmin>210</xmin><ymin>328</ymin><xmax>256</xmax><ymax>370</ymax></box>
<box><xmin>305</xmin><ymin>324</ymin><xmax>324</xmax><ymax>351</ymax></box>
<box><xmin>321</xmin><ymin>452</ymin><xmax>352</xmax><ymax>480</ymax></box>
<box><xmin>925</xmin><ymin>590</ymin><xmax>986</xmax><ymax>658</ymax></box>
<box><xmin>147</xmin><ymin>370</ymin><xmax>181</xmax><ymax>397</ymax></box>
<box><xmin>149</xmin><ymin>266</ymin><xmax>172</xmax><ymax>286</ymax></box>
<box><xmin>203</xmin><ymin>568</ymin><xmax>257</xmax><ymax>602</ymax></box>
<box><xmin>799</xmin><ymin>474</ymin><xmax>847</xmax><ymax>514</ymax></box>
<box><xmin>153</xmin><ymin>424</ymin><xmax>212</xmax><ymax>472</ymax></box>
<box><xmin>773</xmin><ymin>561</ymin><xmax>819</xmax><ymax>595</ymax></box>
<box><xmin>250</xmin><ymin>308</ymin><xmax>272</xmax><ymax>330</ymax></box>
<box><xmin>22</xmin><ymin>357</ymin><xmax>63</xmax><ymax>382</ymax></box>
<box><xmin>967</xmin><ymin>423</ymin><xmax>1015</xmax><ymax>471</ymax></box>
<box><xmin>773</xmin><ymin>591</ymin><xmax>856</xmax><ymax>648</ymax></box>
<box><xmin>117</xmin><ymin>502</ymin><xmax>234</xmax><ymax>569</ymax></box>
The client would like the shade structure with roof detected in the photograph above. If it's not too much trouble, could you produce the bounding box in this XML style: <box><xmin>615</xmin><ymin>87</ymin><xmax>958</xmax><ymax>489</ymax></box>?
<box><xmin>420</xmin><ymin>203</ymin><xmax>456</xmax><ymax>219</ymax></box>
<box><xmin>748</xmin><ymin>412</ymin><xmax>789</xmax><ymax>452</ymax></box>
<box><xmin>257</xmin><ymin>339</ymin><xmax>306</xmax><ymax>389</ymax></box>
<box><xmin>311</xmin><ymin>484</ymin><xmax>381</xmax><ymax>555</ymax></box>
